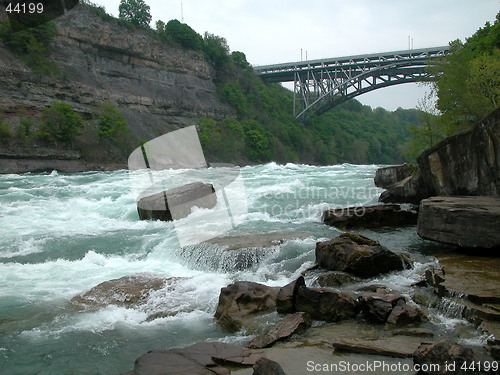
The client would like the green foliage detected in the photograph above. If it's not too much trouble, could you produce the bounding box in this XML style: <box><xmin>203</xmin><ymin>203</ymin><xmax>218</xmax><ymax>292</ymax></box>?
<box><xmin>38</xmin><ymin>102</ymin><xmax>84</xmax><ymax>147</ymax></box>
<box><xmin>198</xmin><ymin>117</ymin><xmax>246</xmax><ymax>161</ymax></box>
<box><xmin>231</xmin><ymin>51</ymin><xmax>250</xmax><ymax>69</ymax></box>
<box><xmin>15</xmin><ymin>118</ymin><xmax>35</xmax><ymax>142</ymax></box>
<box><xmin>157</xmin><ymin>19</ymin><xmax>203</xmax><ymax>50</ymax></box>
<box><xmin>203</xmin><ymin>32</ymin><xmax>230</xmax><ymax>72</ymax></box>
<box><xmin>97</xmin><ymin>102</ymin><xmax>129</xmax><ymax>142</ymax></box>
<box><xmin>0</xmin><ymin>121</ymin><xmax>11</xmax><ymax>144</ymax></box>
<box><xmin>0</xmin><ymin>19</ymin><xmax>59</xmax><ymax>76</ymax></box>
<box><xmin>243</xmin><ymin>120</ymin><xmax>271</xmax><ymax>162</ymax></box>
<box><xmin>118</xmin><ymin>0</ymin><xmax>152</xmax><ymax>28</ymax></box>
<box><xmin>219</xmin><ymin>82</ymin><xmax>247</xmax><ymax>118</ymax></box>
<box><xmin>429</xmin><ymin>12</ymin><xmax>500</xmax><ymax>127</ymax></box>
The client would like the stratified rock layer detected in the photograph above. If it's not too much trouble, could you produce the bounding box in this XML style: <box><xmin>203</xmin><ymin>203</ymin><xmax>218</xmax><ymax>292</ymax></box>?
<box><xmin>417</xmin><ymin>196</ymin><xmax>500</xmax><ymax>249</ymax></box>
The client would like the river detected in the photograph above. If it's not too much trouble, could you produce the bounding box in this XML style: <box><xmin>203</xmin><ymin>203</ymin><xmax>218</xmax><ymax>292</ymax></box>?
<box><xmin>0</xmin><ymin>163</ymin><xmax>485</xmax><ymax>374</ymax></box>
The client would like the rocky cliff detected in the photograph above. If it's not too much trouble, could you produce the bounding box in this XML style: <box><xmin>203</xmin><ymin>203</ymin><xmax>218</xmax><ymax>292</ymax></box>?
<box><xmin>0</xmin><ymin>4</ymin><xmax>233</xmax><ymax>172</ymax></box>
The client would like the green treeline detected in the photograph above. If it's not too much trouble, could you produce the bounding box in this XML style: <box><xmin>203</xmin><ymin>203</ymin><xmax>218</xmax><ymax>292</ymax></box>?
<box><xmin>199</xmin><ymin>70</ymin><xmax>419</xmax><ymax>164</ymax></box>
<box><xmin>408</xmin><ymin>12</ymin><xmax>500</xmax><ymax>157</ymax></box>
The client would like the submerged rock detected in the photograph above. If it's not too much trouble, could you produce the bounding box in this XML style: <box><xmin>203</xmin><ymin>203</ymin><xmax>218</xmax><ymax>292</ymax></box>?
<box><xmin>322</xmin><ymin>204</ymin><xmax>418</xmax><ymax>228</ymax></box>
<box><xmin>71</xmin><ymin>274</ymin><xmax>169</xmax><ymax>308</ymax></box>
<box><xmin>136</xmin><ymin>182</ymin><xmax>216</xmax><ymax>221</ymax></box>
<box><xmin>315</xmin><ymin>233</ymin><xmax>409</xmax><ymax>278</ymax></box>
<box><xmin>214</xmin><ymin>281</ymin><xmax>280</xmax><ymax>332</ymax></box>
<box><xmin>417</xmin><ymin>196</ymin><xmax>500</xmax><ymax>249</ymax></box>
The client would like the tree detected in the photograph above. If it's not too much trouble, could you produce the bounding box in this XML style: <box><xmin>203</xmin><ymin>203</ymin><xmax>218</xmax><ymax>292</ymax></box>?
<box><xmin>38</xmin><ymin>102</ymin><xmax>84</xmax><ymax>147</ymax></box>
<box><xmin>118</xmin><ymin>0</ymin><xmax>152</xmax><ymax>28</ymax></box>
<box><xmin>203</xmin><ymin>32</ymin><xmax>230</xmax><ymax>72</ymax></box>
<box><xmin>97</xmin><ymin>102</ymin><xmax>129</xmax><ymax>142</ymax></box>
<box><xmin>162</xmin><ymin>19</ymin><xmax>203</xmax><ymax>50</ymax></box>
<box><xmin>428</xmin><ymin>12</ymin><xmax>500</xmax><ymax>127</ymax></box>
<box><xmin>406</xmin><ymin>90</ymin><xmax>449</xmax><ymax>158</ymax></box>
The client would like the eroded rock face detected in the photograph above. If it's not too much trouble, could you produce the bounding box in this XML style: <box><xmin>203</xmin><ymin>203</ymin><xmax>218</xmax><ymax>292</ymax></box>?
<box><xmin>417</xmin><ymin>196</ymin><xmax>500</xmax><ymax>249</ymax></box>
<box><xmin>417</xmin><ymin>109</ymin><xmax>500</xmax><ymax>197</ymax></box>
<box><xmin>315</xmin><ymin>233</ymin><xmax>409</xmax><ymax>278</ymax></box>
<box><xmin>275</xmin><ymin>277</ymin><xmax>305</xmax><ymax>314</ymax></box>
<box><xmin>214</xmin><ymin>281</ymin><xmax>280</xmax><ymax>332</ymax></box>
<box><xmin>0</xmin><ymin>4</ymin><xmax>233</xmax><ymax>149</ymax></box>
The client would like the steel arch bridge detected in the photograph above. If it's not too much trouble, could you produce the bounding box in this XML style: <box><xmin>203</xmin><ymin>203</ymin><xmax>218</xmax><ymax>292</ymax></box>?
<box><xmin>254</xmin><ymin>46</ymin><xmax>450</xmax><ymax>122</ymax></box>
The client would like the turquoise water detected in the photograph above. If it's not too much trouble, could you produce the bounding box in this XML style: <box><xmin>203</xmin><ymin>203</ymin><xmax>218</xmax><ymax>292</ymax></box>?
<box><xmin>0</xmin><ymin>163</ymin><xmax>479</xmax><ymax>374</ymax></box>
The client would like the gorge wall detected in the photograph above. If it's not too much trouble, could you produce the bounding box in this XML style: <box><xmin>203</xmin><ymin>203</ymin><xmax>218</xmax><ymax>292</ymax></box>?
<box><xmin>0</xmin><ymin>4</ymin><xmax>233</xmax><ymax>172</ymax></box>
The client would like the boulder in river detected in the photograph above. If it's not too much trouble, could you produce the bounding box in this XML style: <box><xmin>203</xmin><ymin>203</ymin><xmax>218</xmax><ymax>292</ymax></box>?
<box><xmin>275</xmin><ymin>276</ymin><xmax>305</xmax><ymax>314</ymax></box>
<box><xmin>71</xmin><ymin>274</ymin><xmax>169</xmax><ymax>309</ymax></box>
<box><xmin>322</xmin><ymin>204</ymin><xmax>418</xmax><ymax>228</ymax></box>
<box><xmin>295</xmin><ymin>286</ymin><xmax>359</xmax><ymax>322</ymax></box>
<box><xmin>136</xmin><ymin>182</ymin><xmax>216</xmax><ymax>221</ymax></box>
<box><xmin>417</xmin><ymin>196</ymin><xmax>500</xmax><ymax>249</ymax></box>
<box><xmin>315</xmin><ymin>233</ymin><xmax>409</xmax><ymax>278</ymax></box>
<box><xmin>374</xmin><ymin>163</ymin><xmax>417</xmax><ymax>189</ymax></box>
<box><xmin>359</xmin><ymin>292</ymin><xmax>406</xmax><ymax>324</ymax></box>
<box><xmin>214</xmin><ymin>281</ymin><xmax>280</xmax><ymax>332</ymax></box>
<box><xmin>378</xmin><ymin>172</ymin><xmax>430</xmax><ymax>205</ymax></box>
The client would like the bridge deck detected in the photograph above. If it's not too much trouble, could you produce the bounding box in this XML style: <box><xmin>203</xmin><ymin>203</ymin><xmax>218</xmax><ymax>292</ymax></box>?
<box><xmin>254</xmin><ymin>46</ymin><xmax>449</xmax><ymax>82</ymax></box>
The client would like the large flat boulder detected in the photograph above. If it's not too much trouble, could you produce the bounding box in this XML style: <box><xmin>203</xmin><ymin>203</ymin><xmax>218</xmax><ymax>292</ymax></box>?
<box><xmin>417</xmin><ymin>196</ymin><xmax>500</xmax><ymax>249</ymax></box>
<box><xmin>137</xmin><ymin>182</ymin><xmax>216</xmax><ymax>221</ymax></box>
<box><xmin>322</xmin><ymin>204</ymin><xmax>417</xmax><ymax>228</ymax></box>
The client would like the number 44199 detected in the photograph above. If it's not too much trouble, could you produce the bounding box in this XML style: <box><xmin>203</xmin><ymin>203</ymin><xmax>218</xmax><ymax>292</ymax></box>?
<box><xmin>6</xmin><ymin>2</ymin><xmax>44</xmax><ymax>14</ymax></box>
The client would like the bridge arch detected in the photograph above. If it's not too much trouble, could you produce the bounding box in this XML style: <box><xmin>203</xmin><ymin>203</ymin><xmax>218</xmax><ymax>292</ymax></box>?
<box><xmin>254</xmin><ymin>46</ymin><xmax>449</xmax><ymax>122</ymax></box>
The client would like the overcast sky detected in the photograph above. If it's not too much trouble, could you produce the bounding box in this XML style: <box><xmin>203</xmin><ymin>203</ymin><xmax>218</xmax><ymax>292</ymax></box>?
<box><xmin>91</xmin><ymin>0</ymin><xmax>499</xmax><ymax>110</ymax></box>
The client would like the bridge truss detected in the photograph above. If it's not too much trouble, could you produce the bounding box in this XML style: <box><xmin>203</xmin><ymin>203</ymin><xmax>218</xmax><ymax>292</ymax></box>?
<box><xmin>254</xmin><ymin>46</ymin><xmax>449</xmax><ymax>121</ymax></box>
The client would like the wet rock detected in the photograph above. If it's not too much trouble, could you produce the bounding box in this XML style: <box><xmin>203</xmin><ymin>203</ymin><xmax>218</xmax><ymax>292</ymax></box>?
<box><xmin>275</xmin><ymin>277</ymin><xmax>305</xmax><ymax>314</ymax></box>
<box><xmin>417</xmin><ymin>196</ymin><xmax>500</xmax><ymax>249</ymax></box>
<box><xmin>386</xmin><ymin>304</ymin><xmax>428</xmax><ymax>327</ymax></box>
<box><xmin>413</xmin><ymin>340</ymin><xmax>495</xmax><ymax>375</ymax></box>
<box><xmin>295</xmin><ymin>286</ymin><xmax>359</xmax><ymax>322</ymax></box>
<box><xmin>315</xmin><ymin>271</ymin><xmax>362</xmax><ymax>288</ymax></box>
<box><xmin>379</xmin><ymin>172</ymin><xmax>430</xmax><ymax>205</ymax></box>
<box><xmin>322</xmin><ymin>204</ymin><xmax>417</xmax><ymax>228</ymax></box>
<box><xmin>315</xmin><ymin>233</ymin><xmax>408</xmax><ymax>278</ymax></box>
<box><xmin>252</xmin><ymin>357</ymin><xmax>287</xmax><ymax>375</ymax></box>
<box><xmin>248</xmin><ymin>312</ymin><xmax>312</xmax><ymax>349</ymax></box>
<box><xmin>121</xmin><ymin>342</ymin><xmax>262</xmax><ymax>375</ymax></box>
<box><xmin>417</xmin><ymin>108</ymin><xmax>500</xmax><ymax>197</ymax></box>
<box><xmin>70</xmin><ymin>274</ymin><xmax>169</xmax><ymax>308</ymax></box>
<box><xmin>215</xmin><ymin>281</ymin><xmax>280</xmax><ymax>332</ymax></box>
<box><xmin>331</xmin><ymin>338</ymin><xmax>417</xmax><ymax>358</ymax></box>
<box><xmin>391</xmin><ymin>328</ymin><xmax>434</xmax><ymax>338</ymax></box>
<box><xmin>137</xmin><ymin>182</ymin><xmax>216</xmax><ymax>221</ymax></box>
<box><xmin>374</xmin><ymin>163</ymin><xmax>416</xmax><ymax>189</ymax></box>
<box><xmin>359</xmin><ymin>293</ymin><xmax>406</xmax><ymax>324</ymax></box>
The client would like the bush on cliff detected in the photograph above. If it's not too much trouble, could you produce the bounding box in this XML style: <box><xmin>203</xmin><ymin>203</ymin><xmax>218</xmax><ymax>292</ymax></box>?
<box><xmin>0</xmin><ymin>18</ymin><xmax>59</xmax><ymax>76</ymax></box>
<box><xmin>38</xmin><ymin>102</ymin><xmax>84</xmax><ymax>147</ymax></box>
<box><xmin>428</xmin><ymin>12</ymin><xmax>500</xmax><ymax>128</ymax></box>
<box><xmin>0</xmin><ymin>121</ymin><xmax>11</xmax><ymax>145</ymax></box>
